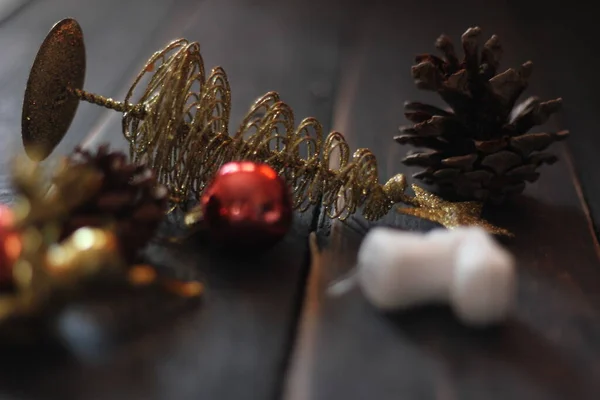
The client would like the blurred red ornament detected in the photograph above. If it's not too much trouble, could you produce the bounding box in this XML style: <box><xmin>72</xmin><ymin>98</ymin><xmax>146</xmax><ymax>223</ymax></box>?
<box><xmin>201</xmin><ymin>161</ymin><xmax>293</xmax><ymax>249</ymax></box>
<box><xmin>0</xmin><ymin>204</ymin><xmax>22</xmax><ymax>288</ymax></box>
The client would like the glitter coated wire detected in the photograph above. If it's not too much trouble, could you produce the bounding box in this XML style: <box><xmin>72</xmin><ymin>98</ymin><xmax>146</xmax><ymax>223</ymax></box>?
<box><xmin>119</xmin><ymin>39</ymin><xmax>411</xmax><ymax>221</ymax></box>
<box><xmin>60</xmin><ymin>36</ymin><xmax>509</xmax><ymax>234</ymax></box>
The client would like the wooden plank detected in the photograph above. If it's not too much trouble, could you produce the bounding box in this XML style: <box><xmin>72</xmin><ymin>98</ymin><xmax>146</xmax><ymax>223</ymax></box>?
<box><xmin>0</xmin><ymin>0</ymin><xmax>34</xmax><ymax>24</ymax></box>
<box><xmin>0</xmin><ymin>0</ymin><xmax>343</xmax><ymax>399</ymax></box>
<box><xmin>503</xmin><ymin>1</ymin><xmax>600</xmax><ymax>239</ymax></box>
<box><xmin>284</xmin><ymin>1</ymin><xmax>600</xmax><ymax>399</ymax></box>
<box><xmin>84</xmin><ymin>0</ymin><xmax>345</xmax><ymax>152</ymax></box>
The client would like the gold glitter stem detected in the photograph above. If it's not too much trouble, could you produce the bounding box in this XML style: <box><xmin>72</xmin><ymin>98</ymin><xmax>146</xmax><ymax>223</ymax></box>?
<box><xmin>397</xmin><ymin>193</ymin><xmax>420</xmax><ymax>207</ymax></box>
<box><xmin>67</xmin><ymin>87</ymin><xmax>146</xmax><ymax>118</ymax></box>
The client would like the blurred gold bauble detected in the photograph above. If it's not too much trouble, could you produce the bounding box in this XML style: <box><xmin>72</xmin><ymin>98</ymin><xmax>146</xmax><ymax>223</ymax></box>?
<box><xmin>45</xmin><ymin>227</ymin><xmax>125</xmax><ymax>280</ymax></box>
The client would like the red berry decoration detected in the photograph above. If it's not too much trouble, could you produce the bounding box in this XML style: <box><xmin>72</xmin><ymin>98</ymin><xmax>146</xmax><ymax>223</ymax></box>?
<box><xmin>0</xmin><ymin>204</ymin><xmax>22</xmax><ymax>289</ymax></box>
<box><xmin>201</xmin><ymin>161</ymin><xmax>293</xmax><ymax>249</ymax></box>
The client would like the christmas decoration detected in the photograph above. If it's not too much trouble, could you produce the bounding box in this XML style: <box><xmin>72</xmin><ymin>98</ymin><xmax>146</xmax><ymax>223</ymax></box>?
<box><xmin>0</xmin><ymin>205</ymin><xmax>21</xmax><ymax>290</ymax></box>
<box><xmin>21</xmin><ymin>15</ymin><xmax>85</xmax><ymax>161</ymax></box>
<box><xmin>357</xmin><ymin>226</ymin><xmax>515</xmax><ymax>326</ymax></box>
<box><xmin>0</xmin><ymin>155</ymin><xmax>202</xmax><ymax>325</ymax></box>
<box><xmin>58</xmin><ymin>145</ymin><xmax>168</xmax><ymax>263</ymax></box>
<box><xmin>187</xmin><ymin>161</ymin><xmax>293</xmax><ymax>249</ymax></box>
<box><xmin>398</xmin><ymin>185</ymin><xmax>512</xmax><ymax>236</ymax></box>
<box><xmin>395</xmin><ymin>27</ymin><xmax>569</xmax><ymax>203</ymax></box>
<box><xmin>20</xmin><ymin>18</ymin><xmax>511</xmax><ymax>236</ymax></box>
<box><xmin>0</xmin><ymin>157</ymin><xmax>121</xmax><ymax>321</ymax></box>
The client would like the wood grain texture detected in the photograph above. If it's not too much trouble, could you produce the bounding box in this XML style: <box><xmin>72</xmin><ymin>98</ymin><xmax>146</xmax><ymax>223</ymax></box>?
<box><xmin>284</xmin><ymin>1</ymin><xmax>600</xmax><ymax>399</ymax></box>
<box><xmin>0</xmin><ymin>214</ymin><xmax>317</xmax><ymax>400</ymax></box>
<box><xmin>84</xmin><ymin>0</ymin><xmax>345</xmax><ymax>152</ymax></box>
<box><xmin>504</xmin><ymin>0</ymin><xmax>600</xmax><ymax>239</ymax></box>
<box><xmin>0</xmin><ymin>1</ymin><xmax>598</xmax><ymax>400</ymax></box>
<box><xmin>0</xmin><ymin>1</ymin><xmax>342</xmax><ymax>399</ymax></box>
<box><xmin>0</xmin><ymin>0</ymin><xmax>33</xmax><ymax>24</ymax></box>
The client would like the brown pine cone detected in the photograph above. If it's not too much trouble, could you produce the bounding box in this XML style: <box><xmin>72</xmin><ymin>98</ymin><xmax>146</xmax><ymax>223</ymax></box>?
<box><xmin>59</xmin><ymin>145</ymin><xmax>168</xmax><ymax>263</ymax></box>
<box><xmin>395</xmin><ymin>27</ymin><xmax>569</xmax><ymax>203</ymax></box>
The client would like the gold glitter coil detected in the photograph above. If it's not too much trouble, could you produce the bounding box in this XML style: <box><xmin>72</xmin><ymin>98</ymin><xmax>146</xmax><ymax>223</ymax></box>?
<box><xmin>120</xmin><ymin>39</ymin><xmax>412</xmax><ymax>221</ymax></box>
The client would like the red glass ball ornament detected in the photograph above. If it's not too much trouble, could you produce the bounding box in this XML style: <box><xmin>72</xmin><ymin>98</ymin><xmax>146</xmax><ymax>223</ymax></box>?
<box><xmin>0</xmin><ymin>204</ymin><xmax>22</xmax><ymax>288</ymax></box>
<box><xmin>201</xmin><ymin>161</ymin><xmax>293</xmax><ymax>249</ymax></box>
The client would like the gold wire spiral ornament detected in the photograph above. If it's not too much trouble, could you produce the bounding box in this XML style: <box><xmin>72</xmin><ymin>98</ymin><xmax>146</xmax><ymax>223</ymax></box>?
<box><xmin>120</xmin><ymin>40</ymin><xmax>413</xmax><ymax>221</ymax></box>
<box><xmin>21</xmin><ymin>18</ymin><xmax>511</xmax><ymax>236</ymax></box>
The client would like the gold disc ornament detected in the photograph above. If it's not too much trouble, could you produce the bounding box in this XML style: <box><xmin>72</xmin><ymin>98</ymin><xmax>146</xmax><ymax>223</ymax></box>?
<box><xmin>22</xmin><ymin>18</ymin><xmax>86</xmax><ymax>161</ymax></box>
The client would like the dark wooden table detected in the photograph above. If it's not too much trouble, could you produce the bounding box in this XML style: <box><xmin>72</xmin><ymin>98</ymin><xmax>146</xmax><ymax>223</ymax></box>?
<box><xmin>0</xmin><ymin>1</ymin><xmax>599</xmax><ymax>399</ymax></box>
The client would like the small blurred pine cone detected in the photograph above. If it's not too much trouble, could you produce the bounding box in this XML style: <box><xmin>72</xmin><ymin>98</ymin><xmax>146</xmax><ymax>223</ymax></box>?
<box><xmin>58</xmin><ymin>145</ymin><xmax>168</xmax><ymax>263</ymax></box>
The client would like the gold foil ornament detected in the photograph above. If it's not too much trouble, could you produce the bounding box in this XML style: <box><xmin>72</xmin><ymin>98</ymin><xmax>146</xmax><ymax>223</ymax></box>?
<box><xmin>22</xmin><ymin>18</ymin><xmax>86</xmax><ymax>161</ymax></box>
<box><xmin>21</xmin><ymin>18</ymin><xmax>511</xmax><ymax>236</ymax></box>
